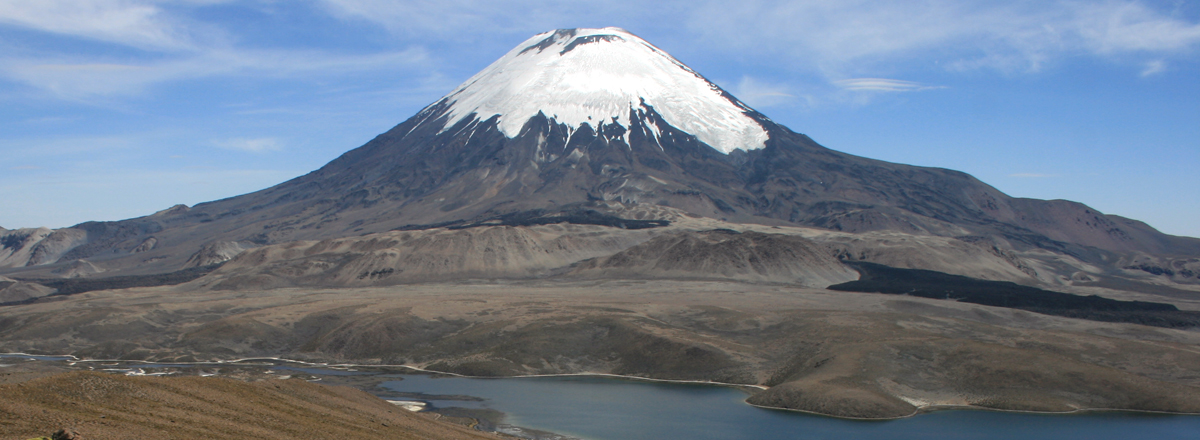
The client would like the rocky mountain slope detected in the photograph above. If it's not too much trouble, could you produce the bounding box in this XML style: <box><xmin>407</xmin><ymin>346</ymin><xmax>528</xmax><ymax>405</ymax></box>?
<box><xmin>204</xmin><ymin>223</ymin><xmax>655</xmax><ymax>290</ymax></box>
<box><xmin>1</xmin><ymin>28</ymin><xmax>1196</xmax><ymax>287</ymax></box>
<box><xmin>568</xmin><ymin>229</ymin><xmax>858</xmax><ymax>286</ymax></box>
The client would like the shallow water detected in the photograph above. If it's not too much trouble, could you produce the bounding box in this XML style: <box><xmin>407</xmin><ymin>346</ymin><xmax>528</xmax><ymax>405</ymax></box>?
<box><xmin>0</xmin><ymin>354</ymin><xmax>76</xmax><ymax>361</ymax></box>
<box><xmin>381</xmin><ymin>375</ymin><xmax>1200</xmax><ymax>440</ymax></box>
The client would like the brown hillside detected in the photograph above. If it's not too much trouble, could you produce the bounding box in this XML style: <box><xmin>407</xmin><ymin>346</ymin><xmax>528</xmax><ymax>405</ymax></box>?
<box><xmin>0</xmin><ymin>371</ymin><xmax>494</xmax><ymax>440</ymax></box>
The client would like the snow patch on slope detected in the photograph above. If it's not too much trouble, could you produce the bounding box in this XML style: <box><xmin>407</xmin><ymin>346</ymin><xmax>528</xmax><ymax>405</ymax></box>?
<box><xmin>437</xmin><ymin>28</ymin><xmax>768</xmax><ymax>154</ymax></box>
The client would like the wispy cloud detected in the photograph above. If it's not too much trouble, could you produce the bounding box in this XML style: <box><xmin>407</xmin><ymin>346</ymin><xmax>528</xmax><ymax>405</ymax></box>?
<box><xmin>685</xmin><ymin>0</ymin><xmax>1200</xmax><ymax>76</ymax></box>
<box><xmin>314</xmin><ymin>0</ymin><xmax>676</xmax><ymax>38</ymax></box>
<box><xmin>213</xmin><ymin>137</ymin><xmax>282</xmax><ymax>153</ymax></box>
<box><xmin>834</xmin><ymin>78</ymin><xmax>944</xmax><ymax>92</ymax></box>
<box><xmin>1009</xmin><ymin>173</ymin><xmax>1060</xmax><ymax>178</ymax></box>
<box><xmin>1141</xmin><ymin>59</ymin><xmax>1167</xmax><ymax>76</ymax></box>
<box><xmin>317</xmin><ymin>0</ymin><xmax>510</xmax><ymax>36</ymax></box>
<box><xmin>9</xmin><ymin>165</ymin><xmax>41</xmax><ymax>170</ymax></box>
<box><xmin>20</xmin><ymin>116</ymin><xmax>81</xmax><ymax>124</ymax></box>
<box><xmin>0</xmin><ymin>1</ymin><xmax>431</xmax><ymax>101</ymax></box>
<box><xmin>732</xmin><ymin>76</ymin><xmax>804</xmax><ymax>108</ymax></box>
<box><xmin>0</xmin><ymin>0</ymin><xmax>206</xmax><ymax>51</ymax></box>
<box><xmin>0</xmin><ymin>48</ymin><xmax>430</xmax><ymax>99</ymax></box>
<box><xmin>9</xmin><ymin>0</ymin><xmax>1195</xmax><ymax>105</ymax></box>
<box><xmin>1071</xmin><ymin>2</ymin><xmax>1200</xmax><ymax>54</ymax></box>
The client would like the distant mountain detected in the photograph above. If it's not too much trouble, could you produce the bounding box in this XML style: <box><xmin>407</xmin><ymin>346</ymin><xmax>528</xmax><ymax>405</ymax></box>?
<box><xmin>3</xmin><ymin>27</ymin><xmax>1197</xmax><ymax>280</ymax></box>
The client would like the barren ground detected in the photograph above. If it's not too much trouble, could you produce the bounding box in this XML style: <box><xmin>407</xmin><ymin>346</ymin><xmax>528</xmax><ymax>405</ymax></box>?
<box><xmin>0</xmin><ymin>368</ymin><xmax>498</xmax><ymax>440</ymax></box>
<box><xmin>3</xmin><ymin>280</ymin><xmax>1199</xmax><ymax>419</ymax></box>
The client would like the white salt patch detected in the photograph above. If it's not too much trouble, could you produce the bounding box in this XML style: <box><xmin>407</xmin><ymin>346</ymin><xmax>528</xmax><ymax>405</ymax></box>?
<box><xmin>895</xmin><ymin>395</ymin><xmax>931</xmax><ymax>408</ymax></box>
<box><xmin>386</xmin><ymin>400</ymin><xmax>427</xmax><ymax>412</ymax></box>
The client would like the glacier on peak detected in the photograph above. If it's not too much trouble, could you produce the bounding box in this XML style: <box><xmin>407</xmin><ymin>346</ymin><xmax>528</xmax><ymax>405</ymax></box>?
<box><xmin>433</xmin><ymin>27</ymin><xmax>769</xmax><ymax>155</ymax></box>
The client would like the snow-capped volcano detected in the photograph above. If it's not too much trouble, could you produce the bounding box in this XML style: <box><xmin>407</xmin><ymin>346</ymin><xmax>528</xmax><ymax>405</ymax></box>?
<box><xmin>431</xmin><ymin>27</ymin><xmax>768</xmax><ymax>154</ymax></box>
<box><xmin>12</xmin><ymin>27</ymin><xmax>1198</xmax><ymax>279</ymax></box>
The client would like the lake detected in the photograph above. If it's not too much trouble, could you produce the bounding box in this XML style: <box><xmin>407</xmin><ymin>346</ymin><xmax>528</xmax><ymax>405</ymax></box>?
<box><xmin>380</xmin><ymin>374</ymin><xmax>1200</xmax><ymax>440</ymax></box>
<box><xmin>4</xmin><ymin>354</ymin><xmax>1198</xmax><ymax>440</ymax></box>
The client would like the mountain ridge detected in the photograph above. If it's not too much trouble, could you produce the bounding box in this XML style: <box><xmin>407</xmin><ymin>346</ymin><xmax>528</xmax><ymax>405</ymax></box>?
<box><xmin>1</xmin><ymin>27</ymin><xmax>1197</xmax><ymax>284</ymax></box>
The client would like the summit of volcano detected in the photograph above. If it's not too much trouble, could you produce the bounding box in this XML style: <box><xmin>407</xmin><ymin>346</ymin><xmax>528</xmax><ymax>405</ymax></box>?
<box><xmin>435</xmin><ymin>27</ymin><xmax>769</xmax><ymax>154</ymax></box>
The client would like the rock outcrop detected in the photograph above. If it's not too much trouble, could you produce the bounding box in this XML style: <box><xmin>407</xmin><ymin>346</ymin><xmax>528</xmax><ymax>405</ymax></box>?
<box><xmin>570</xmin><ymin>229</ymin><xmax>859</xmax><ymax>287</ymax></box>
<box><xmin>1</xmin><ymin>228</ymin><xmax>88</xmax><ymax>268</ymax></box>
<box><xmin>183</xmin><ymin>241</ymin><xmax>250</xmax><ymax>268</ymax></box>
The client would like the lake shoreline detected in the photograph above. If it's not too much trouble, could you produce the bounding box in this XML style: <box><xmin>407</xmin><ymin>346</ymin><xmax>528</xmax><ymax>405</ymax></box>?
<box><xmin>5</xmin><ymin>351</ymin><xmax>1200</xmax><ymax>422</ymax></box>
<box><xmin>745</xmin><ymin>400</ymin><xmax>1200</xmax><ymax>421</ymax></box>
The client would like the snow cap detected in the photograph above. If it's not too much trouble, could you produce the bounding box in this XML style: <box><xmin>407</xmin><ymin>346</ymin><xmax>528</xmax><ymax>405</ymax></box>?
<box><xmin>438</xmin><ymin>28</ymin><xmax>769</xmax><ymax>154</ymax></box>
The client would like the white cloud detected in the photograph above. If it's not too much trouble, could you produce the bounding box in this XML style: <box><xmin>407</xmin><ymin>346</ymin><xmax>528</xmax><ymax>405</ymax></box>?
<box><xmin>1140</xmin><ymin>59</ymin><xmax>1167</xmax><ymax>76</ymax></box>
<box><xmin>4</xmin><ymin>1</ymin><xmax>1196</xmax><ymax>102</ymax></box>
<box><xmin>687</xmin><ymin>0</ymin><xmax>1004</xmax><ymax>73</ymax></box>
<box><xmin>685</xmin><ymin>0</ymin><xmax>1200</xmax><ymax>76</ymax></box>
<box><xmin>834</xmin><ymin>78</ymin><xmax>944</xmax><ymax>92</ymax></box>
<box><xmin>1070</xmin><ymin>1</ymin><xmax>1200</xmax><ymax>54</ymax></box>
<box><xmin>0</xmin><ymin>0</ymin><xmax>203</xmax><ymax>51</ymax></box>
<box><xmin>732</xmin><ymin>76</ymin><xmax>802</xmax><ymax>108</ymax></box>
<box><xmin>0</xmin><ymin>1</ymin><xmax>432</xmax><ymax>101</ymax></box>
<box><xmin>316</xmin><ymin>0</ymin><xmax>503</xmax><ymax>35</ymax></box>
<box><xmin>0</xmin><ymin>48</ymin><xmax>431</xmax><ymax>99</ymax></box>
<box><xmin>1009</xmin><ymin>173</ymin><xmax>1060</xmax><ymax>178</ymax></box>
<box><xmin>946</xmin><ymin>53</ymin><xmax>1049</xmax><ymax>74</ymax></box>
<box><xmin>213</xmin><ymin>137</ymin><xmax>282</xmax><ymax>153</ymax></box>
<box><xmin>313</xmin><ymin>0</ymin><xmax>654</xmax><ymax>38</ymax></box>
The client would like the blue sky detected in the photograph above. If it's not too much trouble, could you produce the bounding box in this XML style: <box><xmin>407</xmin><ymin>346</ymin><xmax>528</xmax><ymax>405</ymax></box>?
<box><xmin>1</xmin><ymin>0</ymin><xmax>1198</xmax><ymax>238</ymax></box>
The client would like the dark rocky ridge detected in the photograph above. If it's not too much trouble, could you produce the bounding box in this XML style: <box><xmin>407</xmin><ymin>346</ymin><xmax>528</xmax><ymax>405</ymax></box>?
<box><xmin>829</xmin><ymin>262</ymin><xmax>1200</xmax><ymax>328</ymax></box>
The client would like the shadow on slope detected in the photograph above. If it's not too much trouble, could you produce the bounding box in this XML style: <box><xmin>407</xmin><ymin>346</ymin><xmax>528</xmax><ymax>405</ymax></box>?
<box><xmin>396</xmin><ymin>208</ymin><xmax>670</xmax><ymax>231</ymax></box>
<box><xmin>3</xmin><ymin>264</ymin><xmax>222</xmax><ymax>306</ymax></box>
<box><xmin>829</xmin><ymin>262</ymin><xmax>1200</xmax><ymax>329</ymax></box>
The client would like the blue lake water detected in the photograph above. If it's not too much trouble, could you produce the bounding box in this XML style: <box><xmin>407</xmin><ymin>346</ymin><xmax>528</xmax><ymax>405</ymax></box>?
<box><xmin>381</xmin><ymin>375</ymin><xmax>1200</xmax><ymax>440</ymax></box>
<box><xmin>0</xmin><ymin>354</ymin><xmax>76</xmax><ymax>361</ymax></box>
<box><xmin>5</xmin><ymin>354</ymin><xmax>1198</xmax><ymax>440</ymax></box>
